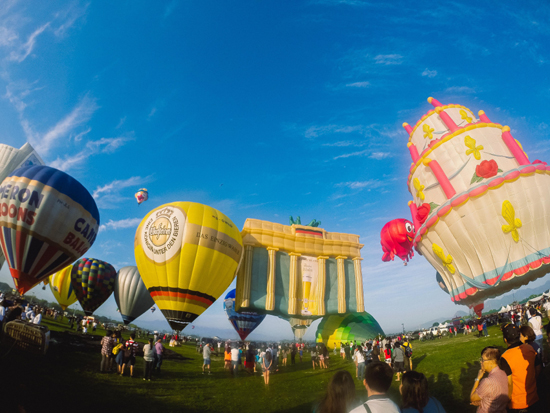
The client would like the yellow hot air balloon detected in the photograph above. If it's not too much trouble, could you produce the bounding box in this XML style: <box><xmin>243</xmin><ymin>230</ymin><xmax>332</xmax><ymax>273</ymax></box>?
<box><xmin>49</xmin><ymin>265</ymin><xmax>77</xmax><ymax>310</ymax></box>
<box><xmin>134</xmin><ymin>202</ymin><xmax>243</xmax><ymax>331</ymax></box>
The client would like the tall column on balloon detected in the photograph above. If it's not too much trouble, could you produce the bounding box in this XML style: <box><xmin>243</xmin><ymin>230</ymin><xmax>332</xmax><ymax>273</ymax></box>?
<box><xmin>287</xmin><ymin>252</ymin><xmax>301</xmax><ymax>315</ymax></box>
<box><xmin>501</xmin><ymin>126</ymin><xmax>529</xmax><ymax>166</ymax></box>
<box><xmin>353</xmin><ymin>257</ymin><xmax>365</xmax><ymax>312</ymax></box>
<box><xmin>316</xmin><ymin>256</ymin><xmax>328</xmax><ymax>316</ymax></box>
<box><xmin>236</xmin><ymin>245</ymin><xmax>254</xmax><ymax>309</ymax></box>
<box><xmin>423</xmin><ymin>158</ymin><xmax>456</xmax><ymax>199</ymax></box>
<box><xmin>407</xmin><ymin>142</ymin><xmax>420</xmax><ymax>163</ymax></box>
<box><xmin>336</xmin><ymin>256</ymin><xmax>347</xmax><ymax>313</ymax></box>
<box><xmin>266</xmin><ymin>247</ymin><xmax>279</xmax><ymax>311</ymax></box>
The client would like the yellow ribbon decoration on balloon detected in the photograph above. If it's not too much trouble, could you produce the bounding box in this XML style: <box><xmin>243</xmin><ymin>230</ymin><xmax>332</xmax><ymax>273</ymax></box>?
<box><xmin>502</xmin><ymin>200</ymin><xmax>522</xmax><ymax>243</ymax></box>
<box><xmin>432</xmin><ymin>243</ymin><xmax>456</xmax><ymax>274</ymax></box>
<box><xmin>464</xmin><ymin>135</ymin><xmax>483</xmax><ymax>160</ymax></box>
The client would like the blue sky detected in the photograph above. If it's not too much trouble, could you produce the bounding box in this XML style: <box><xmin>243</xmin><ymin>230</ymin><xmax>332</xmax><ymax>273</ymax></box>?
<box><xmin>1</xmin><ymin>0</ymin><xmax>550</xmax><ymax>339</ymax></box>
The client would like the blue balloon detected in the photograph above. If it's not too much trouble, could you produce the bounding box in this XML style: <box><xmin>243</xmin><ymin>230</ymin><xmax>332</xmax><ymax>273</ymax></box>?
<box><xmin>223</xmin><ymin>289</ymin><xmax>265</xmax><ymax>340</ymax></box>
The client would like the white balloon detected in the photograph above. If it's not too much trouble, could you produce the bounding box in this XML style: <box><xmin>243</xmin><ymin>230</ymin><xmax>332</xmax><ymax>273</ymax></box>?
<box><xmin>114</xmin><ymin>266</ymin><xmax>154</xmax><ymax>325</ymax></box>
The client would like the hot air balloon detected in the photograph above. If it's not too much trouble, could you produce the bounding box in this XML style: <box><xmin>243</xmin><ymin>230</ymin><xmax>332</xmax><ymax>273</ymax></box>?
<box><xmin>71</xmin><ymin>258</ymin><xmax>116</xmax><ymax>315</ymax></box>
<box><xmin>395</xmin><ymin>97</ymin><xmax>550</xmax><ymax>307</ymax></box>
<box><xmin>114</xmin><ymin>266</ymin><xmax>155</xmax><ymax>324</ymax></box>
<box><xmin>134</xmin><ymin>202</ymin><xmax>243</xmax><ymax>331</ymax></box>
<box><xmin>380</xmin><ymin>219</ymin><xmax>415</xmax><ymax>264</ymax></box>
<box><xmin>0</xmin><ymin>165</ymin><xmax>99</xmax><ymax>294</ymax></box>
<box><xmin>316</xmin><ymin>312</ymin><xmax>385</xmax><ymax>350</ymax></box>
<box><xmin>224</xmin><ymin>289</ymin><xmax>265</xmax><ymax>341</ymax></box>
<box><xmin>135</xmin><ymin>188</ymin><xmax>148</xmax><ymax>205</ymax></box>
<box><xmin>49</xmin><ymin>264</ymin><xmax>77</xmax><ymax>310</ymax></box>
<box><xmin>234</xmin><ymin>218</ymin><xmax>365</xmax><ymax>319</ymax></box>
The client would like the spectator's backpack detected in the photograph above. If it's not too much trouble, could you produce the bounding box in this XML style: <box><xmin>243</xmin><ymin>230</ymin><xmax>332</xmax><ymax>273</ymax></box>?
<box><xmin>404</xmin><ymin>345</ymin><xmax>412</xmax><ymax>358</ymax></box>
<box><xmin>123</xmin><ymin>346</ymin><xmax>132</xmax><ymax>358</ymax></box>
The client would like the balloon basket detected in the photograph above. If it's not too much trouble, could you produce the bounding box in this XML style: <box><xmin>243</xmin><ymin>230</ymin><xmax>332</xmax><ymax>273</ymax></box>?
<box><xmin>2</xmin><ymin>320</ymin><xmax>51</xmax><ymax>355</ymax></box>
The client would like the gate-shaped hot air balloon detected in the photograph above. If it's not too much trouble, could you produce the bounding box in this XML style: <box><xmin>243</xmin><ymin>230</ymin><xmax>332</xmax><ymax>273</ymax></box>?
<box><xmin>71</xmin><ymin>258</ymin><xmax>116</xmax><ymax>315</ymax></box>
<box><xmin>134</xmin><ymin>202</ymin><xmax>243</xmax><ymax>331</ymax></box>
<box><xmin>0</xmin><ymin>165</ymin><xmax>99</xmax><ymax>294</ymax></box>
<box><xmin>316</xmin><ymin>312</ymin><xmax>384</xmax><ymax>350</ymax></box>
<box><xmin>224</xmin><ymin>289</ymin><xmax>265</xmax><ymax>341</ymax></box>
<box><xmin>234</xmin><ymin>219</ymin><xmax>365</xmax><ymax>319</ymax></box>
<box><xmin>49</xmin><ymin>265</ymin><xmax>77</xmax><ymax>310</ymax></box>
<box><xmin>114</xmin><ymin>266</ymin><xmax>155</xmax><ymax>324</ymax></box>
<box><xmin>393</xmin><ymin>97</ymin><xmax>550</xmax><ymax>307</ymax></box>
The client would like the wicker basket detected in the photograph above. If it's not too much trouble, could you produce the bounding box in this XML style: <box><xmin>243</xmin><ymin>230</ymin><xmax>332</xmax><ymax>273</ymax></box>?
<box><xmin>2</xmin><ymin>320</ymin><xmax>51</xmax><ymax>355</ymax></box>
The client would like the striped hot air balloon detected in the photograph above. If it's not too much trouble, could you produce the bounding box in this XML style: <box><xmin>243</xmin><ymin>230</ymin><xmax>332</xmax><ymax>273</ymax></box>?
<box><xmin>71</xmin><ymin>258</ymin><xmax>116</xmax><ymax>315</ymax></box>
<box><xmin>135</xmin><ymin>202</ymin><xmax>243</xmax><ymax>331</ymax></box>
<box><xmin>0</xmin><ymin>165</ymin><xmax>99</xmax><ymax>294</ymax></box>
<box><xmin>224</xmin><ymin>289</ymin><xmax>265</xmax><ymax>341</ymax></box>
<box><xmin>49</xmin><ymin>265</ymin><xmax>77</xmax><ymax>310</ymax></box>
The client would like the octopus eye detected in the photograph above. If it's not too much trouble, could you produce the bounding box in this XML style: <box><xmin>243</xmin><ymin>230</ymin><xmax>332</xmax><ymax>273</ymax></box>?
<box><xmin>405</xmin><ymin>222</ymin><xmax>413</xmax><ymax>233</ymax></box>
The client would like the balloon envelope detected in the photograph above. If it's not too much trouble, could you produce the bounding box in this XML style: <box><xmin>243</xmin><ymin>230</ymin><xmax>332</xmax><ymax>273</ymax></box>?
<box><xmin>49</xmin><ymin>265</ymin><xmax>78</xmax><ymax>310</ymax></box>
<box><xmin>316</xmin><ymin>312</ymin><xmax>385</xmax><ymax>350</ymax></box>
<box><xmin>288</xmin><ymin>317</ymin><xmax>312</xmax><ymax>340</ymax></box>
<box><xmin>380</xmin><ymin>219</ymin><xmax>415</xmax><ymax>263</ymax></box>
<box><xmin>71</xmin><ymin>258</ymin><xmax>116</xmax><ymax>315</ymax></box>
<box><xmin>135</xmin><ymin>188</ymin><xmax>148</xmax><ymax>205</ymax></box>
<box><xmin>0</xmin><ymin>165</ymin><xmax>99</xmax><ymax>294</ymax></box>
<box><xmin>114</xmin><ymin>266</ymin><xmax>155</xmax><ymax>324</ymax></box>
<box><xmin>224</xmin><ymin>289</ymin><xmax>265</xmax><ymax>340</ymax></box>
<box><xmin>134</xmin><ymin>202</ymin><xmax>243</xmax><ymax>331</ymax></box>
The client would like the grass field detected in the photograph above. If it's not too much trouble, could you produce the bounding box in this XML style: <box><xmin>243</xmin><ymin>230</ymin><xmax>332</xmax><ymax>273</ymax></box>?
<box><xmin>1</xmin><ymin>318</ymin><xmax>549</xmax><ymax>413</ymax></box>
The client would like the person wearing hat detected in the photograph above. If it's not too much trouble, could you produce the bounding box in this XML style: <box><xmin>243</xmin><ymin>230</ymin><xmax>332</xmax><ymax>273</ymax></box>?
<box><xmin>499</xmin><ymin>323</ymin><xmax>541</xmax><ymax>412</ymax></box>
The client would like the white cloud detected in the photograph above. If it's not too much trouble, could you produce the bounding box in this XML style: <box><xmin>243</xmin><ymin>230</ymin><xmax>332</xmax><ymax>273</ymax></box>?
<box><xmin>53</xmin><ymin>2</ymin><xmax>89</xmax><ymax>38</ymax></box>
<box><xmin>336</xmin><ymin>179</ymin><xmax>386</xmax><ymax>189</ymax></box>
<box><xmin>32</xmin><ymin>94</ymin><xmax>98</xmax><ymax>155</ymax></box>
<box><xmin>49</xmin><ymin>136</ymin><xmax>134</xmax><ymax>172</ymax></box>
<box><xmin>9</xmin><ymin>22</ymin><xmax>50</xmax><ymax>63</ymax></box>
<box><xmin>93</xmin><ymin>175</ymin><xmax>154</xmax><ymax>209</ymax></box>
<box><xmin>99</xmin><ymin>218</ymin><xmax>143</xmax><ymax>232</ymax></box>
<box><xmin>422</xmin><ymin>68</ymin><xmax>437</xmax><ymax>78</ymax></box>
<box><xmin>345</xmin><ymin>81</ymin><xmax>370</xmax><ymax>88</ymax></box>
<box><xmin>374</xmin><ymin>54</ymin><xmax>403</xmax><ymax>65</ymax></box>
<box><xmin>322</xmin><ymin>141</ymin><xmax>364</xmax><ymax>147</ymax></box>
<box><xmin>333</xmin><ymin>150</ymin><xmax>391</xmax><ymax>160</ymax></box>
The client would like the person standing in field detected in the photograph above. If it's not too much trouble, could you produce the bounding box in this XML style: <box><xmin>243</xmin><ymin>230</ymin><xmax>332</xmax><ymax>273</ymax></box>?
<box><xmin>401</xmin><ymin>371</ymin><xmax>446</xmax><ymax>413</ymax></box>
<box><xmin>154</xmin><ymin>338</ymin><xmax>164</xmax><ymax>373</ymax></box>
<box><xmin>526</xmin><ymin>308</ymin><xmax>543</xmax><ymax>350</ymax></box>
<box><xmin>392</xmin><ymin>342</ymin><xmax>405</xmax><ymax>382</ymax></box>
<box><xmin>202</xmin><ymin>343</ymin><xmax>212</xmax><ymax>375</ymax></box>
<box><xmin>349</xmin><ymin>362</ymin><xmax>400</xmax><ymax>413</ymax></box>
<box><xmin>499</xmin><ymin>323</ymin><xmax>541</xmax><ymax>412</ymax></box>
<box><xmin>142</xmin><ymin>338</ymin><xmax>155</xmax><ymax>381</ymax></box>
<box><xmin>262</xmin><ymin>347</ymin><xmax>272</xmax><ymax>386</ymax></box>
<box><xmin>470</xmin><ymin>346</ymin><xmax>509</xmax><ymax>412</ymax></box>
<box><xmin>230</xmin><ymin>345</ymin><xmax>239</xmax><ymax>377</ymax></box>
<box><xmin>121</xmin><ymin>333</ymin><xmax>139</xmax><ymax>378</ymax></box>
<box><xmin>100</xmin><ymin>330</ymin><xmax>115</xmax><ymax>373</ymax></box>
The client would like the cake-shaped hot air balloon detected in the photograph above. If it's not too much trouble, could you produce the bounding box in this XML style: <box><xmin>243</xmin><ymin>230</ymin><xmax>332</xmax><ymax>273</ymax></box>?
<box><xmin>71</xmin><ymin>258</ymin><xmax>116</xmax><ymax>315</ymax></box>
<box><xmin>224</xmin><ymin>289</ymin><xmax>265</xmax><ymax>341</ymax></box>
<box><xmin>114</xmin><ymin>266</ymin><xmax>155</xmax><ymax>324</ymax></box>
<box><xmin>49</xmin><ymin>265</ymin><xmax>78</xmax><ymax>310</ymax></box>
<box><xmin>0</xmin><ymin>165</ymin><xmax>99</xmax><ymax>294</ymax></box>
<box><xmin>134</xmin><ymin>202</ymin><xmax>243</xmax><ymax>331</ymax></box>
<box><xmin>396</xmin><ymin>97</ymin><xmax>550</xmax><ymax>307</ymax></box>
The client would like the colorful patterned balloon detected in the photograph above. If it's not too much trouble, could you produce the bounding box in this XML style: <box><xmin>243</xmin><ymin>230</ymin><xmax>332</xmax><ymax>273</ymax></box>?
<box><xmin>71</xmin><ymin>258</ymin><xmax>116</xmax><ymax>315</ymax></box>
<box><xmin>49</xmin><ymin>264</ymin><xmax>78</xmax><ymax>310</ymax></box>
<box><xmin>316</xmin><ymin>312</ymin><xmax>385</xmax><ymax>350</ymax></box>
<box><xmin>135</xmin><ymin>188</ymin><xmax>148</xmax><ymax>205</ymax></box>
<box><xmin>0</xmin><ymin>165</ymin><xmax>99</xmax><ymax>294</ymax></box>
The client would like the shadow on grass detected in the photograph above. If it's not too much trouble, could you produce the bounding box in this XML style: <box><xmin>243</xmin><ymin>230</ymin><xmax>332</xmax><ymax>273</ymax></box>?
<box><xmin>427</xmin><ymin>372</ymin><xmax>473</xmax><ymax>413</ymax></box>
<box><xmin>412</xmin><ymin>354</ymin><xmax>426</xmax><ymax>368</ymax></box>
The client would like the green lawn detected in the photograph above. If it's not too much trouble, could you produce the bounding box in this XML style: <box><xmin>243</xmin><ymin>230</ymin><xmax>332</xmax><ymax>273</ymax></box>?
<box><xmin>1</xmin><ymin>318</ymin><xmax>549</xmax><ymax>413</ymax></box>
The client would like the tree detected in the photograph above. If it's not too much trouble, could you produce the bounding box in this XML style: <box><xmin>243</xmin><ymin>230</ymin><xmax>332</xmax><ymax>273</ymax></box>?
<box><xmin>432</xmin><ymin>322</ymin><xmax>439</xmax><ymax>327</ymax></box>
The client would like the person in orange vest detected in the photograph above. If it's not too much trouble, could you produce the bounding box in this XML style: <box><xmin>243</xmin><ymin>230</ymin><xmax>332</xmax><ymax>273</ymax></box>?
<box><xmin>499</xmin><ymin>323</ymin><xmax>541</xmax><ymax>411</ymax></box>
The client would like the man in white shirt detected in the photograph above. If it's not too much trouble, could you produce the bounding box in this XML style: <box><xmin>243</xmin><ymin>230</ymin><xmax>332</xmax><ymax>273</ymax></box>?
<box><xmin>33</xmin><ymin>311</ymin><xmax>42</xmax><ymax>325</ymax></box>
<box><xmin>202</xmin><ymin>343</ymin><xmax>212</xmax><ymax>375</ymax></box>
<box><xmin>230</xmin><ymin>345</ymin><xmax>239</xmax><ymax>377</ymax></box>
<box><xmin>527</xmin><ymin>308</ymin><xmax>543</xmax><ymax>349</ymax></box>
<box><xmin>543</xmin><ymin>300</ymin><xmax>550</xmax><ymax>320</ymax></box>
<box><xmin>349</xmin><ymin>362</ymin><xmax>400</xmax><ymax>413</ymax></box>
